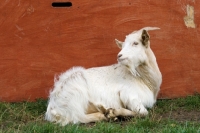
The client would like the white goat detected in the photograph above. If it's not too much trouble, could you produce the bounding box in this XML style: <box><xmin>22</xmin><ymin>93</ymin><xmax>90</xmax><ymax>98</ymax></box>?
<box><xmin>45</xmin><ymin>27</ymin><xmax>162</xmax><ymax>126</ymax></box>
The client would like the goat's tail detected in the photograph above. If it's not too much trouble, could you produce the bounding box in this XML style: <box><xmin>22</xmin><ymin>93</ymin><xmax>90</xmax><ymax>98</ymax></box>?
<box><xmin>45</xmin><ymin>67</ymin><xmax>89</xmax><ymax>126</ymax></box>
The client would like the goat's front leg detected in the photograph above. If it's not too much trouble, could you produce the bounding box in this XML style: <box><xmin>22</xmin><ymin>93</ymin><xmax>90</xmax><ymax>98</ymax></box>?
<box><xmin>102</xmin><ymin>105</ymin><xmax>148</xmax><ymax>120</ymax></box>
<box><xmin>119</xmin><ymin>92</ymin><xmax>149</xmax><ymax>117</ymax></box>
<box><xmin>128</xmin><ymin>99</ymin><xmax>148</xmax><ymax>116</ymax></box>
<box><xmin>96</xmin><ymin>105</ymin><xmax>139</xmax><ymax>120</ymax></box>
<box><xmin>105</xmin><ymin>108</ymin><xmax>137</xmax><ymax>118</ymax></box>
<box><xmin>97</xmin><ymin>105</ymin><xmax>146</xmax><ymax>121</ymax></box>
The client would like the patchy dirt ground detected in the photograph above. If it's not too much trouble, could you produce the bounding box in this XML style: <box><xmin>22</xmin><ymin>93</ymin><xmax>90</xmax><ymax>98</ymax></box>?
<box><xmin>158</xmin><ymin>109</ymin><xmax>200</xmax><ymax>122</ymax></box>
<box><xmin>107</xmin><ymin>108</ymin><xmax>200</xmax><ymax>124</ymax></box>
<box><xmin>83</xmin><ymin>109</ymin><xmax>200</xmax><ymax>128</ymax></box>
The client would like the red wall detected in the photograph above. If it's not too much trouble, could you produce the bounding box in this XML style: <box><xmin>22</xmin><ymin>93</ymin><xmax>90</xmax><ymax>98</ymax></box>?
<box><xmin>1</xmin><ymin>0</ymin><xmax>200</xmax><ymax>102</ymax></box>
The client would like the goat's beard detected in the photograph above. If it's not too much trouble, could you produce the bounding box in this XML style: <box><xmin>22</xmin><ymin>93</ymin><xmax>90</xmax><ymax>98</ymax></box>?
<box><xmin>119</xmin><ymin>61</ymin><xmax>140</xmax><ymax>77</ymax></box>
<box><xmin>128</xmin><ymin>65</ymin><xmax>140</xmax><ymax>77</ymax></box>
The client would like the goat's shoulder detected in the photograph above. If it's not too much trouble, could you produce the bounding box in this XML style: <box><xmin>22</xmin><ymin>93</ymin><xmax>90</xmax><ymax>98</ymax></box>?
<box><xmin>84</xmin><ymin>64</ymin><xmax>133</xmax><ymax>84</ymax></box>
<box><xmin>86</xmin><ymin>64</ymin><xmax>127</xmax><ymax>75</ymax></box>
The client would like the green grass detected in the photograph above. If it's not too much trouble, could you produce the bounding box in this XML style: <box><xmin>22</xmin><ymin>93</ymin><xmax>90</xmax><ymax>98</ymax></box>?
<box><xmin>1</xmin><ymin>94</ymin><xmax>200</xmax><ymax>133</ymax></box>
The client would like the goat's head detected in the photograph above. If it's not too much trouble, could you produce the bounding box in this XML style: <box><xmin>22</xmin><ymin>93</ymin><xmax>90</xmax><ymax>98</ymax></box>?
<box><xmin>115</xmin><ymin>27</ymin><xmax>160</xmax><ymax>76</ymax></box>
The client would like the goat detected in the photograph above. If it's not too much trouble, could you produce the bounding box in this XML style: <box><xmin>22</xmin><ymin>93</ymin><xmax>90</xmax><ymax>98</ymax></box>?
<box><xmin>45</xmin><ymin>27</ymin><xmax>162</xmax><ymax>126</ymax></box>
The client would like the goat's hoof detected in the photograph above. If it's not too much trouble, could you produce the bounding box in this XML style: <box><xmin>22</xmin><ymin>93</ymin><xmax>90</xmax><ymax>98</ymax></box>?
<box><xmin>113</xmin><ymin>117</ymin><xmax>118</xmax><ymax>121</ymax></box>
<box><xmin>104</xmin><ymin>108</ymin><xmax>118</xmax><ymax>121</ymax></box>
<box><xmin>137</xmin><ymin>109</ymin><xmax>148</xmax><ymax>118</ymax></box>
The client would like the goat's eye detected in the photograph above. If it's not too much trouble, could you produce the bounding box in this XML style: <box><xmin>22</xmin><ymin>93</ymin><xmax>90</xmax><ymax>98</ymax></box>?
<box><xmin>133</xmin><ymin>42</ymin><xmax>138</xmax><ymax>45</ymax></box>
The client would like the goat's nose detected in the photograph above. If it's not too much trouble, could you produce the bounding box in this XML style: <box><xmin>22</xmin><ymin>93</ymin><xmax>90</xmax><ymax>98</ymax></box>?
<box><xmin>118</xmin><ymin>54</ymin><xmax>122</xmax><ymax>58</ymax></box>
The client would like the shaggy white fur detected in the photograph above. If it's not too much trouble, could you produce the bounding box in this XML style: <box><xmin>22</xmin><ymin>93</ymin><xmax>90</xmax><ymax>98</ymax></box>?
<box><xmin>45</xmin><ymin>27</ymin><xmax>162</xmax><ymax>126</ymax></box>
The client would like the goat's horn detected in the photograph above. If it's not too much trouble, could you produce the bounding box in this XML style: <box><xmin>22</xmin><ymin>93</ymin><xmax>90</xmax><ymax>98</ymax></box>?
<box><xmin>142</xmin><ymin>27</ymin><xmax>160</xmax><ymax>31</ymax></box>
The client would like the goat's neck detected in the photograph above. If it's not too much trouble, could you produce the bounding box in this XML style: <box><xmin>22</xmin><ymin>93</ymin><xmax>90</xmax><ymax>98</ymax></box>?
<box><xmin>136</xmin><ymin>48</ymin><xmax>162</xmax><ymax>99</ymax></box>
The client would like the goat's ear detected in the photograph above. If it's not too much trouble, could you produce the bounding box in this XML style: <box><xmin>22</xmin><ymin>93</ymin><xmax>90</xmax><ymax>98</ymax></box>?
<box><xmin>115</xmin><ymin>39</ymin><xmax>123</xmax><ymax>49</ymax></box>
<box><xmin>141</xmin><ymin>30</ymin><xmax>150</xmax><ymax>47</ymax></box>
